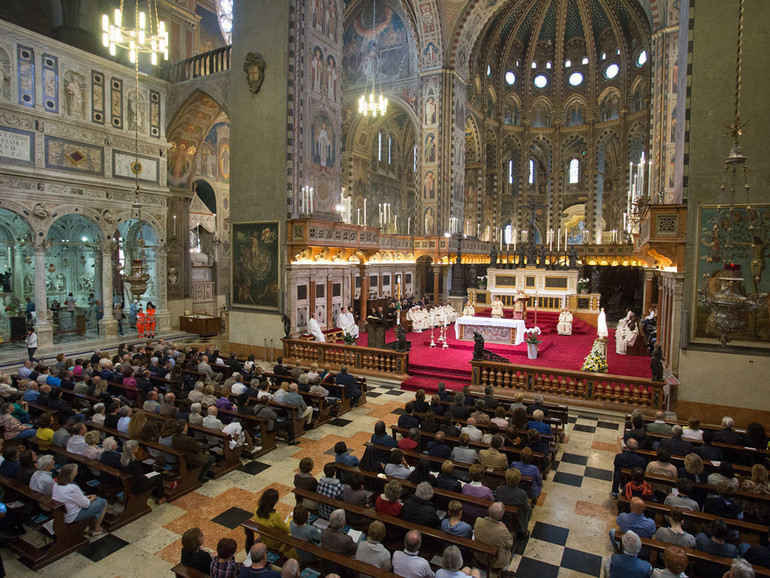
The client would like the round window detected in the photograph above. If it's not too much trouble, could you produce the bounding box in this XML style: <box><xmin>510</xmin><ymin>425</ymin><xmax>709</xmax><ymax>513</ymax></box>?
<box><xmin>568</xmin><ymin>71</ymin><xmax>584</xmax><ymax>86</ymax></box>
<box><xmin>486</xmin><ymin>64</ymin><xmax>492</xmax><ymax>76</ymax></box>
<box><xmin>604</xmin><ymin>63</ymin><xmax>619</xmax><ymax>79</ymax></box>
<box><xmin>505</xmin><ymin>71</ymin><xmax>516</xmax><ymax>85</ymax></box>
<box><xmin>534</xmin><ymin>74</ymin><xmax>548</xmax><ymax>89</ymax></box>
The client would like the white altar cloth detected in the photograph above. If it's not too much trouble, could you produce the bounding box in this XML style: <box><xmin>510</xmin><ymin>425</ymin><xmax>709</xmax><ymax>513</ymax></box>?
<box><xmin>454</xmin><ymin>316</ymin><xmax>527</xmax><ymax>345</ymax></box>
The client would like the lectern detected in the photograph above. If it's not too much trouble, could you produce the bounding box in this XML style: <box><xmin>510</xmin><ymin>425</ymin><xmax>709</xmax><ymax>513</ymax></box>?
<box><xmin>366</xmin><ymin>317</ymin><xmax>388</xmax><ymax>349</ymax></box>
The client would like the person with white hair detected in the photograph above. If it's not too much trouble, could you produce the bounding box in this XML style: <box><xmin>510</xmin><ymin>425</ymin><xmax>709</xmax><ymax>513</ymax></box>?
<box><xmin>472</xmin><ymin>502</ymin><xmax>514</xmax><ymax>572</ymax></box>
<box><xmin>724</xmin><ymin>558</ymin><xmax>756</xmax><ymax>578</ymax></box>
<box><xmin>188</xmin><ymin>381</ymin><xmax>205</xmax><ymax>404</ymax></box>
<box><xmin>320</xmin><ymin>508</ymin><xmax>357</xmax><ymax>574</ymax></box>
<box><xmin>188</xmin><ymin>402</ymin><xmax>204</xmax><ymax>425</ymax></box>
<box><xmin>29</xmin><ymin>454</ymin><xmax>56</xmax><ymax>496</ymax></box>
<box><xmin>436</xmin><ymin>545</ymin><xmax>481</xmax><ymax>578</ymax></box>
<box><xmin>281</xmin><ymin>559</ymin><xmax>300</xmax><ymax>578</ymax></box>
<box><xmin>602</xmin><ymin>530</ymin><xmax>652</xmax><ymax>577</ymax></box>
<box><xmin>284</xmin><ymin>382</ymin><xmax>313</xmax><ymax>426</ymax></box>
<box><xmin>714</xmin><ymin>416</ymin><xmax>741</xmax><ymax>445</ymax></box>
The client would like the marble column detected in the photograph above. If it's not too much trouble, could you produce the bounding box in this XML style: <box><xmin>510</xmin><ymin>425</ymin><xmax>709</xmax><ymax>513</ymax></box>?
<box><xmin>99</xmin><ymin>244</ymin><xmax>118</xmax><ymax>338</ymax></box>
<box><xmin>433</xmin><ymin>267</ymin><xmax>440</xmax><ymax>304</ymax></box>
<box><xmin>154</xmin><ymin>245</ymin><xmax>171</xmax><ymax>331</ymax></box>
<box><xmin>358</xmin><ymin>265</ymin><xmax>369</xmax><ymax>320</ymax></box>
<box><xmin>13</xmin><ymin>247</ymin><xmax>23</xmax><ymax>299</ymax></box>
<box><xmin>33</xmin><ymin>240</ymin><xmax>53</xmax><ymax>348</ymax></box>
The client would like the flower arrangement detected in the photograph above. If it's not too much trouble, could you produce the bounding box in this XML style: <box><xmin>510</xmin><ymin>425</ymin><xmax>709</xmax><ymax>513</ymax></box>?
<box><xmin>477</xmin><ymin>276</ymin><xmax>488</xmax><ymax>288</ymax></box>
<box><xmin>524</xmin><ymin>327</ymin><xmax>542</xmax><ymax>346</ymax></box>
<box><xmin>343</xmin><ymin>330</ymin><xmax>357</xmax><ymax>345</ymax></box>
<box><xmin>581</xmin><ymin>339</ymin><xmax>608</xmax><ymax>373</ymax></box>
<box><xmin>578</xmin><ymin>277</ymin><xmax>591</xmax><ymax>292</ymax></box>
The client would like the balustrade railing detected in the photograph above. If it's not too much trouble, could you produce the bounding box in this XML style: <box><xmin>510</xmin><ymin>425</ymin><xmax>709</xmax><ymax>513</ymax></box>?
<box><xmin>160</xmin><ymin>45</ymin><xmax>232</xmax><ymax>83</ymax></box>
<box><xmin>471</xmin><ymin>360</ymin><xmax>669</xmax><ymax>410</ymax></box>
<box><xmin>282</xmin><ymin>339</ymin><xmax>409</xmax><ymax>377</ymax></box>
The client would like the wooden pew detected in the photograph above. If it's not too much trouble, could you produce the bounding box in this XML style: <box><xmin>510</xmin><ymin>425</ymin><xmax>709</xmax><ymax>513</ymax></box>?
<box><xmin>291</xmin><ymin>487</ymin><xmax>498</xmax><ymax>576</ymax></box>
<box><xmin>0</xmin><ymin>474</ymin><xmax>90</xmax><ymax>570</ymax></box>
<box><xmin>242</xmin><ymin>522</ymin><xmax>401</xmax><ymax>578</ymax></box>
<box><xmin>635</xmin><ymin>448</ymin><xmax>753</xmax><ymax>477</ymax></box>
<box><xmin>86</xmin><ymin>421</ymin><xmax>203</xmax><ymax>500</ymax></box>
<box><xmin>26</xmin><ymin>402</ymin><xmax>61</xmax><ymax>429</ymax></box>
<box><xmin>389</xmin><ymin>425</ymin><xmax>550</xmax><ymax>474</ymax></box>
<box><xmin>616</xmin><ymin>532</ymin><xmax>770</xmax><ymax>577</ymax></box>
<box><xmin>141</xmin><ymin>410</ymin><xmax>244</xmax><ymax>479</ymax></box>
<box><xmin>210</xmin><ymin>406</ymin><xmax>277</xmax><ymax>455</ymax></box>
<box><xmin>334</xmin><ymin>462</ymin><xmax>524</xmax><ymax>527</ymax></box>
<box><xmin>171</xmin><ymin>563</ymin><xmax>208</xmax><ymax>578</ymax></box>
<box><xmin>28</xmin><ymin>439</ymin><xmax>153</xmax><ymax>532</ymax></box>
<box><xmin>437</xmin><ymin>399</ymin><xmax>564</xmax><ymax>441</ymax></box>
<box><xmin>617</xmin><ymin>494</ymin><xmax>769</xmax><ymax>545</ymax></box>
<box><xmin>414</xmin><ymin>410</ymin><xmax>556</xmax><ymax>444</ymax></box>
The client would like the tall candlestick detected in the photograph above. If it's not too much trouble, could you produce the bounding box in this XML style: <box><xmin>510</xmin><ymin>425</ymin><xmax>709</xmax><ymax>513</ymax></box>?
<box><xmin>408</xmin><ymin>217</ymin><xmax>411</xmax><ymax>236</ymax></box>
<box><xmin>394</xmin><ymin>214</ymin><xmax>398</xmax><ymax>234</ymax></box>
<box><xmin>357</xmin><ymin>208</ymin><xmax>361</xmax><ymax>225</ymax></box>
<box><xmin>549</xmin><ymin>229</ymin><xmax>553</xmax><ymax>252</ymax></box>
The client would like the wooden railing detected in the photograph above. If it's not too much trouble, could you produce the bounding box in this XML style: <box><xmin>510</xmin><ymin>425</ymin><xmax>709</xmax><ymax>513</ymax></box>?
<box><xmin>160</xmin><ymin>45</ymin><xmax>231</xmax><ymax>83</ymax></box>
<box><xmin>471</xmin><ymin>360</ymin><xmax>669</xmax><ymax>410</ymax></box>
<box><xmin>282</xmin><ymin>338</ymin><xmax>409</xmax><ymax>378</ymax></box>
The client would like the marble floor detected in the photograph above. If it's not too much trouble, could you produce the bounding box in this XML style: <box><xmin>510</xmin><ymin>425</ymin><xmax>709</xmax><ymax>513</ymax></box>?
<box><xmin>2</xmin><ymin>381</ymin><xmax>625</xmax><ymax>577</ymax></box>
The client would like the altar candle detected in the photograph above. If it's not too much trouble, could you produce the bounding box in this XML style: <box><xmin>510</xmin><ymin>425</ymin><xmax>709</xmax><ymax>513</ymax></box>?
<box><xmin>549</xmin><ymin>230</ymin><xmax>553</xmax><ymax>252</ymax></box>
<box><xmin>394</xmin><ymin>214</ymin><xmax>398</xmax><ymax>234</ymax></box>
<box><xmin>425</xmin><ymin>216</ymin><xmax>428</xmax><ymax>234</ymax></box>
<box><xmin>357</xmin><ymin>208</ymin><xmax>361</xmax><ymax>225</ymax></box>
<box><xmin>408</xmin><ymin>217</ymin><xmax>411</xmax><ymax>235</ymax></box>
<box><xmin>499</xmin><ymin>230</ymin><xmax>503</xmax><ymax>251</ymax></box>
<box><xmin>310</xmin><ymin>188</ymin><xmax>314</xmax><ymax>214</ymax></box>
<box><xmin>513</xmin><ymin>228</ymin><xmax>517</xmax><ymax>251</ymax></box>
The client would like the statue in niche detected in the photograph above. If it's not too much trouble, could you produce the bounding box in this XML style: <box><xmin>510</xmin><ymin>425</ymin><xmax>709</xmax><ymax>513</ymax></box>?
<box><xmin>55</xmin><ymin>272</ymin><xmax>66</xmax><ymax>292</ymax></box>
<box><xmin>167</xmin><ymin>266</ymin><xmax>179</xmax><ymax>286</ymax></box>
<box><xmin>23</xmin><ymin>272</ymin><xmax>33</xmax><ymax>294</ymax></box>
<box><xmin>424</xmin><ymin>208</ymin><xmax>434</xmax><ymax>235</ymax></box>
<box><xmin>78</xmin><ymin>274</ymin><xmax>93</xmax><ymax>293</ymax></box>
<box><xmin>127</xmin><ymin>91</ymin><xmax>146</xmax><ymax>133</ymax></box>
<box><xmin>64</xmin><ymin>72</ymin><xmax>85</xmax><ymax>118</ymax></box>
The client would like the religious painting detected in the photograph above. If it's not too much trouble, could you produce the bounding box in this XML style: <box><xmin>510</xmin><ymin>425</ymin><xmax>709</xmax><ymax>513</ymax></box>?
<box><xmin>310</xmin><ymin>46</ymin><xmax>325</xmax><ymax>94</ymax></box>
<box><xmin>219</xmin><ymin>143</ymin><xmax>230</xmax><ymax>181</ymax></box>
<box><xmin>168</xmin><ymin>141</ymin><xmax>194</xmax><ymax>187</ymax></box>
<box><xmin>692</xmin><ymin>204</ymin><xmax>770</xmax><ymax>347</ymax></box>
<box><xmin>422</xmin><ymin>41</ymin><xmax>438</xmax><ymax>68</ymax></box>
<box><xmin>325</xmin><ymin>54</ymin><xmax>339</xmax><ymax>101</ymax></box>
<box><xmin>424</xmin><ymin>133</ymin><xmax>436</xmax><ymax>163</ymax></box>
<box><xmin>424</xmin><ymin>95</ymin><xmax>437</xmax><ymax>125</ymax></box>
<box><xmin>231</xmin><ymin>222</ymin><xmax>280</xmax><ymax>310</ymax></box>
<box><xmin>310</xmin><ymin>111</ymin><xmax>336</xmax><ymax>170</ymax></box>
<box><xmin>423</xmin><ymin>170</ymin><xmax>435</xmax><ymax>199</ymax></box>
<box><xmin>342</xmin><ymin>2</ymin><xmax>413</xmax><ymax>87</ymax></box>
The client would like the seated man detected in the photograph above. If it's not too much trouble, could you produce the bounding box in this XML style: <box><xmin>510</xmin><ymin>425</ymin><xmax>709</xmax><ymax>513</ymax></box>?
<box><xmin>473</xmin><ymin>502</ymin><xmax>514</xmax><ymax>573</ymax></box>
<box><xmin>462</xmin><ymin>300</ymin><xmax>475</xmax><ymax>317</ymax></box>
<box><xmin>392</xmin><ymin>530</ymin><xmax>434</xmax><ymax>578</ymax></box>
<box><xmin>610</xmin><ymin>497</ymin><xmax>656</xmax><ymax>546</ymax></box>
<box><xmin>307</xmin><ymin>317</ymin><xmax>326</xmax><ymax>342</ymax></box>
<box><xmin>557</xmin><ymin>307</ymin><xmax>573</xmax><ymax>335</ymax></box>
<box><xmin>334</xmin><ymin>366</ymin><xmax>361</xmax><ymax>407</ymax></box>
<box><xmin>336</xmin><ymin>306</ymin><xmax>359</xmax><ymax>338</ymax></box>
<box><xmin>490</xmin><ymin>297</ymin><xmax>505</xmax><ymax>318</ymax></box>
<box><xmin>603</xmin><ymin>531</ymin><xmax>652</xmax><ymax>578</ymax></box>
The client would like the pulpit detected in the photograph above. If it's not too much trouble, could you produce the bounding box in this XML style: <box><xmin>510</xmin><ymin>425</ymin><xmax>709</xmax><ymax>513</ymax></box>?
<box><xmin>366</xmin><ymin>317</ymin><xmax>388</xmax><ymax>349</ymax></box>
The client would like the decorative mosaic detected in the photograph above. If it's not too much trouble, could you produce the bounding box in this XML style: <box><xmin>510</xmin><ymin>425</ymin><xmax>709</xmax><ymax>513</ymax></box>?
<box><xmin>91</xmin><ymin>71</ymin><xmax>105</xmax><ymax>124</ymax></box>
<box><xmin>44</xmin><ymin>136</ymin><xmax>104</xmax><ymax>175</ymax></box>
<box><xmin>16</xmin><ymin>45</ymin><xmax>35</xmax><ymax>107</ymax></box>
<box><xmin>41</xmin><ymin>53</ymin><xmax>58</xmax><ymax>113</ymax></box>
<box><xmin>110</xmin><ymin>77</ymin><xmax>123</xmax><ymax>129</ymax></box>
<box><xmin>149</xmin><ymin>90</ymin><xmax>161</xmax><ymax>137</ymax></box>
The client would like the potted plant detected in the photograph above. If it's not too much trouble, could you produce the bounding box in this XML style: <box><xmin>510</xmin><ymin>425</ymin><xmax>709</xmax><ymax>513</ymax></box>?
<box><xmin>578</xmin><ymin>277</ymin><xmax>590</xmax><ymax>294</ymax></box>
<box><xmin>343</xmin><ymin>330</ymin><xmax>357</xmax><ymax>345</ymax></box>
<box><xmin>524</xmin><ymin>327</ymin><xmax>542</xmax><ymax>359</ymax></box>
<box><xmin>477</xmin><ymin>276</ymin><xmax>487</xmax><ymax>289</ymax></box>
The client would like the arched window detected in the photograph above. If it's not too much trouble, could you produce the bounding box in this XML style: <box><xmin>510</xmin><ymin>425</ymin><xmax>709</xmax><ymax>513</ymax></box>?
<box><xmin>504</xmin><ymin>224</ymin><xmax>512</xmax><ymax>244</ymax></box>
<box><xmin>508</xmin><ymin>159</ymin><xmax>514</xmax><ymax>184</ymax></box>
<box><xmin>529</xmin><ymin>159</ymin><xmax>535</xmax><ymax>184</ymax></box>
<box><xmin>388</xmin><ymin>135</ymin><xmax>392</xmax><ymax>165</ymax></box>
<box><xmin>378</xmin><ymin>132</ymin><xmax>383</xmax><ymax>162</ymax></box>
<box><xmin>569</xmin><ymin>159</ymin><xmax>580</xmax><ymax>184</ymax></box>
<box><xmin>413</xmin><ymin>145</ymin><xmax>418</xmax><ymax>173</ymax></box>
<box><xmin>218</xmin><ymin>0</ymin><xmax>233</xmax><ymax>44</ymax></box>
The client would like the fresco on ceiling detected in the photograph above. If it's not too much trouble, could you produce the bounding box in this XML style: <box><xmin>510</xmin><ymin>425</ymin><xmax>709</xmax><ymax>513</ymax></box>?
<box><xmin>343</xmin><ymin>2</ymin><xmax>412</xmax><ymax>86</ymax></box>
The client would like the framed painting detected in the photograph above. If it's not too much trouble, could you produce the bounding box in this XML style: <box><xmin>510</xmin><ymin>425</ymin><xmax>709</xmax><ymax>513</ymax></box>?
<box><xmin>691</xmin><ymin>203</ymin><xmax>770</xmax><ymax>347</ymax></box>
<box><xmin>231</xmin><ymin>221</ymin><xmax>280</xmax><ymax>310</ymax></box>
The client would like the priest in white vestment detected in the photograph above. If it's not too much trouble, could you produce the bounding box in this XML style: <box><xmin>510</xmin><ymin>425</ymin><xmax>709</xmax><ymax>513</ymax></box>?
<box><xmin>615</xmin><ymin>311</ymin><xmax>639</xmax><ymax>354</ymax></box>
<box><xmin>308</xmin><ymin>316</ymin><xmax>325</xmax><ymax>342</ymax></box>
<box><xmin>557</xmin><ymin>307</ymin><xmax>573</xmax><ymax>335</ymax></box>
<box><xmin>336</xmin><ymin>306</ymin><xmax>359</xmax><ymax>338</ymax></box>
<box><xmin>463</xmin><ymin>300</ymin><xmax>475</xmax><ymax>316</ymax></box>
<box><xmin>491</xmin><ymin>297</ymin><xmax>505</xmax><ymax>318</ymax></box>
<box><xmin>597</xmin><ymin>307</ymin><xmax>609</xmax><ymax>338</ymax></box>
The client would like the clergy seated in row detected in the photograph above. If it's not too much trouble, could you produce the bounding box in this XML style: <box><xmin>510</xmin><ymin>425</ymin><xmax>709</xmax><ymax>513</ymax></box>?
<box><xmin>336</xmin><ymin>306</ymin><xmax>359</xmax><ymax>338</ymax></box>
<box><xmin>463</xmin><ymin>300</ymin><xmax>476</xmax><ymax>316</ymax></box>
<box><xmin>491</xmin><ymin>297</ymin><xmax>505</xmax><ymax>318</ymax></box>
<box><xmin>557</xmin><ymin>307</ymin><xmax>573</xmax><ymax>335</ymax></box>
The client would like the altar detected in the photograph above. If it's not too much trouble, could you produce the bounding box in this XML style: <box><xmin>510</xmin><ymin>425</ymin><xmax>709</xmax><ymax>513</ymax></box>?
<box><xmin>454</xmin><ymin>316</ymin><xmax>528</xmax><ymax>345</ymax></box>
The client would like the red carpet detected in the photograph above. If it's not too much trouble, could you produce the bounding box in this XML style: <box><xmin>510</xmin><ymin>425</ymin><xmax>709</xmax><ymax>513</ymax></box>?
<box><xmin>357</xmin><ymin>318</ymin><xmax>651</xmax><ymax>393</ymax></box>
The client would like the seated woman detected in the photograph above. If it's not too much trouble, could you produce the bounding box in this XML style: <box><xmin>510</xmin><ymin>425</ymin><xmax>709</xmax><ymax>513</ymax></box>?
<box><xmin>180</xmin><ymin>527</ymin><xmax>213</xmax><ymax>575</ymax></box>
<box><xmin>509</xmin><ymin>448</ymin><xmax>543</xmax><ymax>499</ymax></box>
<box><xmin>375</xmin><ymin>479</ymin><xmax>403</xmax><ymax>517</ymax></box>
<box><xmin>254</xmin><ymin>488</ymin><xmax>296</xmax><ymax>557</ymax></box>
<box><xmin>51</xmin><ymin>463</ymin><xmax>107</xmax><ymax>536</ymax></box>
<box><xmin>436</xmin><ymin>544</ymin><xmax>481</xmax><ymax>578</ymax></box>
<box><xmin>82</xmin><ymin>430</ymin><xmax>104</xmax><ymax>461</ymax></box>
<box><xmin>35</xmin><ymin>411</ymin><xmax>55</xmax><ymax>450</ymax></box>
<box><xmin>355</xmin><ymin>520</ymin><xmax>391</xmax><ymax>572</ymax></box>
<box><xmin>290</xmin><ymin>503</ymin><xmax>321</xmax><ymax>563</ymax></box>
<box><xmin>209</xmin><ymin>538</ymin><xmax>241</xmax><ymax>578</ymax></box>
<box><xmin>383</xmin><ymin>449</ymin><xmax>414</xmax><ymax>479</ymax></box>
<box><xmin>0</xmin><ymin>401</ymin><xmax>36</xmax><ymax>440</ymax></box>
<box><xmin>121</xmin><ymin>440</ymin><xmax>167</xmax><ymax>504</ymax></box>
<box><xmin>461</xmin><ymin>464</ymin><xmax>495</xmax><ymax>518</ymax></box>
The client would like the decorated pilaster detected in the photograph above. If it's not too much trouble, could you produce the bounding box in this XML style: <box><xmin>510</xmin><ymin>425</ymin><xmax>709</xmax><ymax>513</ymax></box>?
<box><xmin>33</xmin><ymin>239</ymin><xmax>53</xmax><ymax>348</ymax></box>
<box><xmin>155</xmin><ymin>244</ymin><xmax>172</xmax><ymax>331</ymax></box>
<box><xmin>99</xmin><ymin>243</ymin><xmax>118</xmax><ymax>338</ymax></box>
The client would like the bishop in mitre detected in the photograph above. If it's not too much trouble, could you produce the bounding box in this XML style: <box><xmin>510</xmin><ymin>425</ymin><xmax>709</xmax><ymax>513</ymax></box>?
<box><xmin>491</xmin><ymin>297</ymin><xmax>505</xmax><ymax>318</ymax></box>
<box><xmin>557</xmin><ymin>307</ymin><xmax>573</xmax><ymax>335</ymax></box>
<box><xmin>463</xmin><ymin>300</ymin><xmax>475</xmax><ymax>317</ymax></box>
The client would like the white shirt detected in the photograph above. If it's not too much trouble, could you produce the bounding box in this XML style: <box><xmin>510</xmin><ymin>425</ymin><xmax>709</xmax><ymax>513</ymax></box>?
<box><xmin>30</xmin><ymin>470</ymin><xmax>55</xmax><ymax>496</ymax></box>
<box><xmin>461</xmin><ymin>425</ymin><xmax>483</xmax><ymax>442</ymax></box>
<box><xmin>52</xmin><ymin>482</ymin><xmax>91</xmax><ymax>523</ymax></box>
<box><xmin>202</xmin><ymin>415</ymin><xmax>224</xmax><ymax>431</ymax></box>
<box><xmin>231</xmin><ymin>383</ymin><xmax>247</xmax><ymax>396</ymax></box>
<box><xmin>26</xmin><ymin>332</ymin><xmax>38</xmax><ymax>348</ymax></box>
<box><xmin>67</xmin><ymin>435</ymin><xmax>87</xmax><ymax>454</ymax></box>
<box><xmin>392</xmin><ymin>550</ymin><xmax>435</xmax><ymax>578</ymax></box>
<box><xmin>117</xmin><ymin>417</ymin><xmax>131</xmax><ymax>433</ymax></box>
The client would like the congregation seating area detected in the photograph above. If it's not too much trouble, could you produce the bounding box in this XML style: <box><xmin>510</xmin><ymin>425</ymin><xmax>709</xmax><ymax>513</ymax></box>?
<box><xmin>0</xmin><ymin>344</ymin><xmax>767</xmax><ymax>577</ymax></box>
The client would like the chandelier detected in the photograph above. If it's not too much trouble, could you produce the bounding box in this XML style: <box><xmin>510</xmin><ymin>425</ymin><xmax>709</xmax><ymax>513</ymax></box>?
<box><xmin>698</xmin><ymin>0</ymin><xmax>767</xmax><ymax>346</ymax></box>
<box><xmin>358</xmin><ymin>0</ymin><xmax>388</xmax><ymax>117</ymax></box>
<box><xmin>101</xmin><ymin>1</ymin><xmax>162</xmax><ymax>299</ymax></box>
<box><xmin>102</xmin><ymin>0</ymin><xmax>169</xmax><ymax>65</ymax></box>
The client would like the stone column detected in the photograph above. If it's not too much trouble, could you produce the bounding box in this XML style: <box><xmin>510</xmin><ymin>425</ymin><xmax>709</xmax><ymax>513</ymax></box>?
<box><xmin>13</xmin><ymin>247</ymin><xmax>24</xmax><ymax>299</ymax></box>
<box><xmin>99</xmin><ymin>243</ymin><xmax>118</xmax><ymax>338</ymax></box>
<box><xmin>309</xmin><ymin>280</ymin><xmax>316</xmax><ymax>326</ymax></box>
<box><xmin>643</xmin><ymin>268</ymin><xmax>656</xmax><ymax>315</ymax></box>
<box><xmin>358</xmin><ymin>264</ymin><xmax>369</xmax><ymax>320</ymax></box>
<box><xmin>33</xmin><ymin>240</ymin><xmax>53</xmax><ymax>348</ymax></box>
<box><xmin>154</xmin><ymin>245</ymin><xmax>171</xmax><ymax>331</ymax></box>
<box><xmin>433</xmin><ymin>267</ymin><xmax>440</xmax><ymax>303</ymax></box>
<box><xmin>326</xmin><ymin>278</ymin><xmax>333</xmax><ymax>328</ymax></box>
